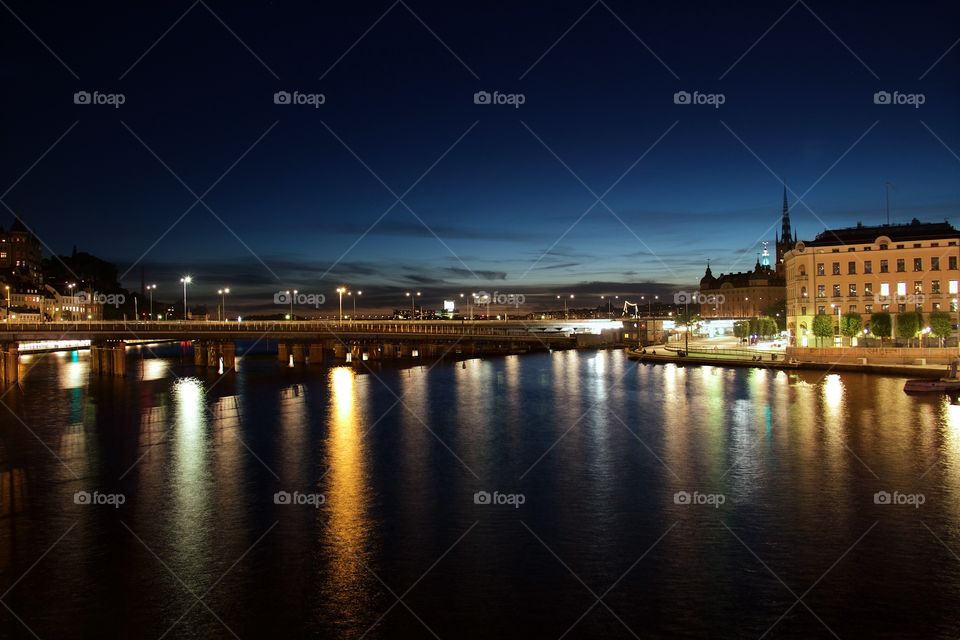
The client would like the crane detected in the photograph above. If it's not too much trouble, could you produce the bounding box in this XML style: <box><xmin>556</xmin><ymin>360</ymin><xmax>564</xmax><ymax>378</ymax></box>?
<box><xmin>622</xmin><ymin>301</ymin><xmax>639</xmax><ymax>318</ymax></box>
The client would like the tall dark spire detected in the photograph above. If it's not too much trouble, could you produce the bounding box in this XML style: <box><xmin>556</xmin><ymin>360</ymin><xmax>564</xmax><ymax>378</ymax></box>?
<box><xmin>781</xmin><ymin>186</ymin><xmax>793</xmax><ymax>243</ymax></box>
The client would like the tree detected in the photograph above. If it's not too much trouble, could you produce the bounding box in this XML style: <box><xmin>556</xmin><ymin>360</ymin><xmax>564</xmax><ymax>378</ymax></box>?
<box><xmin>870</xmin><ymin>312</ymin><xmax>892</xmax><ymax>343</ymax></box>
<box><xmin>840</xmin><ymin>312</ymin><xmax>862</xmax><ymax>341</ymax></box>
<box><xmin>762</xmin><ymin>298</ymin><xmax>786</xmax><ymax>330</ymax></box>
<box><xmin>929</xmin><ymin>311</ymin><xmax>953</xmax><ymax>346</ymax></box>
<box><xmin>896</xmin><ymin>311</ymin><xmax>921</xmax><ymax>345</ymax></box>
<box><xmin>811</xmin><ymin>314</ymin><xmax>834</xmax><ymax>347</ymax></box>
<box><xmin>760</xmin><ymin>316</ymin><xmax>779</xmax><ymax>338</ymax></box>
<box><xmin>733</xmin><ymin>320</ymin><xmax>750</xmax><ymax>339</ymax></box>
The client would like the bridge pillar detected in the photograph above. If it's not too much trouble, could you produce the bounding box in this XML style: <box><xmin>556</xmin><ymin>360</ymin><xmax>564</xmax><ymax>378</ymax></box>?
<box><xmin>332</xmin><ymin>343</ymin><xmax>347</xmax><ymax>360</ymax></box>
<box><xmin>89</xmin><ymin>344</ymin><xmax>101</xmax><ymax>375</ymax></box>
<box><xmin>220</xmin><ymin>341</ymin><xmax>236</xmax><ymax>371</ymax></box>
<box><xmin>308</xmin><ymin>343</ymin><xmax>324</xmax><ymax>364</ymax></box>
<box><xmin>206</xmin><ymin>342</ymin><xmax>220</xmax><ymax>368</ymax></box>
<box><xmin>367</xmin><ymin>344</ymin><xmax>381</xmax><ymax>360</ymax></box>
<box><xmin>399</xmin><ymin>344</ymin><xmax>412</xmax><ymax>358</ymax></box>
<box><xmin>110</xmin><ymin>342</ymin><xmax>126</xmax><ymax>377</ymax></box>
<box><xmin>382</xmin><ymin>344</ymin><xmax>397</xmax><ymax>359</ymax></box>
<box><xmin>291</xmin><ymin>343</ymin><xmax>306</xmax><ymax>365</ymax></box>
<box><xmin>194</xmin><ymin>341</ymin><xmax>208</xmax><ymax>366</ymax></box>
<box><xmin>277</xmin><ymin>343</ymin><xmax>289</xmax><ymax>363</ymax></box>
<box><xmin>2</xmin><ymin>343</ymin><xmax>18</xmax><ymax>384</ymax></box>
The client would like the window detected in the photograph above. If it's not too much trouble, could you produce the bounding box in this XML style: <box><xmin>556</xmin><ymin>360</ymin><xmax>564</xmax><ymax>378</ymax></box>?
<box><xmin>818</xmin><ymin>306</ymin><xmax>826</xmax><ymax>315</ymax></box>
<box><xmin>880</xmin><ymin>260</ymin><xmax>889</xmax><ymax>273</ymax></box>
<box><xmin>951</xmin><ymin>256</ymin><xmax>958</xmax><ymax>270</ymax></box>
<box><xmin>882</xmin><ymin>303</ymin><xmax>890</xmax><ymax>312</ymax></box>
<box><xmin>953</xmin><ymin>300</ymin><xmax>959</xmax><ymax>313</ymax></box>
<box><xmin>880</xmin><ymin>243</ymin><xmax>888</xmax><ymax>250</ymax></box>
<box><xmin>849</xmin><ymin>305</ymin><xmax>857</xmax><ymax>313</ymax></box>
<box><xmin>848</xmin><ymin>261</ymin><xmax>856</xmax><ymax>274</ymax></box>
<box><xmin>832</xmin><ymin>262</ymin><xmax>841</xmax><ymax>275</ymax></box>
<box><xmin>799</xmin><ymin>265</ymin><xmax>806</xmax><ymax>276</ymax></box>
<box><xmin>897</xmin><ymin>282</ymin><xmax>907</xmax><ymax>296</ymax></box>
<box><xmin>800</xmin><ymin>286</ymin><xmax>808</xmax><ymax>298</ymax></box>
<box><xmin>801</xmin><ymin>306</ymin><xmax>807</xmax><ymax>316</ymax></box>
<box><xmin>916</xmin><ymin>303</ymin><xmax>923</xmax><ymax>312</ymax></box>
<box><xmin>848</xmin><ymin>283</ymin><xmax>857</xmax><ymax>296</ymax></box>
<box><xmin>897</xmin><ymin>244</ymin><xmax>904</xmax><ymax>249</ymax></box>
<box><xmin>932</xmin><ymin>280</ymin><xmax>941</xmax><ymax>294</ymax></box>
<box><xmin>950</xmin><ymin>280</ymin><xmax>959</xmax><ymax>294</ymax></box>
<box><xmin>816</xmin><ymin>262</ymin><xmax>825</xmax><ymax>276</ymax></box>
<box><xmin>914</xmin><ymin>281</ymin><xmax>924</xmax><ymax>294</ymax></box>
<box><xmin>914</xmin><ymin>257</ymin><xmax>923</xmax><ymax>271</ymax></box>
<box><xmin>932</xmin><ymin>257</ymin><xmax>940</xmax><ymax>271</ymax></box>
<box><xmin>864</xmin><ymin>260</ymin><xmax>872</xmax><ymax>274</ymax></box>
<box><xmin>865</xmin><ymin>304</ymin><xmax>873</xmax><ymax>314</ymax></box>
<box><xmin>817</xmin><ymin>284</ymin><xmax>825</xmax><ymax>298</ymax></box>
<box><xmin>896</xmin><ymin>259</ymin><xmax>905</xmax><ymax>272</ymax></box>
<box><xmin>898</xmin><ymin>303</ymin><xmax>906</xmax><ymax>313</ymax></box>
<box><xmin>880</xmin><ymin>282</ymin><xmax>890</xmax><ymax>297</ymax></box>
<box><xmin>832</xmin><ymin>284</ymin><xmax>841</xmax><ymax>297</ymax></box>
<box><xmin>864</xmin><ymin>282</ymin><xmax>873</xmax><ymax>296</ymax></box>
<box><xmin>933</xmin><ymin>302</ymin><xmax>941</xmax><ymax>311</ymax></box>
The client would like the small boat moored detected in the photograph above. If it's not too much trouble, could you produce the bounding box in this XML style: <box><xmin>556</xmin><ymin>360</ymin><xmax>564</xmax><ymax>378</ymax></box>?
<box><xmin>903</xmin><ymin>378</ymin><xmax>960</xmax><ymax>394</ymax></box>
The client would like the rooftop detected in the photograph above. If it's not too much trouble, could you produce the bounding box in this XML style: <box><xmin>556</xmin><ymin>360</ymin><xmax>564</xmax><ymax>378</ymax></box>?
<box><xmin>806</xmin><ymin>219</ymin><xmax>958</xmax><ymax>246</ymax></box>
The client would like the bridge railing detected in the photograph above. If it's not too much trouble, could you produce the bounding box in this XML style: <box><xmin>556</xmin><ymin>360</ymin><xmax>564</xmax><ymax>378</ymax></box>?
<box><xmin>0</xmin><ymin>320</ymin><xmax>575</xmax><ymax>339</ymax></box>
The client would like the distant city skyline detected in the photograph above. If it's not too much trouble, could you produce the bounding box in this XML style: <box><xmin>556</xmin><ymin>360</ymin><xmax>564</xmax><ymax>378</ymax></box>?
<box><xmin>2</xmin><ymin>1</ymin><xmax>958</xmax><ymax>313</ymax></box>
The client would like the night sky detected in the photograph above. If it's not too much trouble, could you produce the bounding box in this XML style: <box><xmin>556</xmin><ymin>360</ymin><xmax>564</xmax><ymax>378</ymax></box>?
<box><xmin>2</xmin><ymin>1</ymin><xmax>959</xmax><ymax>312</ymax></box>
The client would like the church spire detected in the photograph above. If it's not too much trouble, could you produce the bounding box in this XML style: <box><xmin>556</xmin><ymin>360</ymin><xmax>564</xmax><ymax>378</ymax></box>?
<box><xmin>781</xmin><ymin>186</ymin><xmax>793</xmax><ymax>243</ymax></box>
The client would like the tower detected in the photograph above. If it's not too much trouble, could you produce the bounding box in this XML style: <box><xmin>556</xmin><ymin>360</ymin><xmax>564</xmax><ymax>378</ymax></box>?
<box><xmin>775</xmin><ymin>186</ymin><xmax>794</xmax><ymax>273</ymax></box>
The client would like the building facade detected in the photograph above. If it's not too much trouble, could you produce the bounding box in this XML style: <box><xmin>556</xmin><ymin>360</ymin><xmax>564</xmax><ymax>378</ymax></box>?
<box><xmin>0</xmin><ymin>218</ymin><xmax>43</xmax><ymax>286</ymax></box>
<box><xmin>782</xmin><ymin>219</ymin><xmax>960</xmax><ymax>343</ymax></box>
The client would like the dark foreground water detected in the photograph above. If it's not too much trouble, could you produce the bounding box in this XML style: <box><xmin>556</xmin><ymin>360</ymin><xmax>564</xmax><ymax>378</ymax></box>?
<box><xmin>2</xmin><ymin>345</ymin><xmax>960</xmax><ymax>639</ymax></box>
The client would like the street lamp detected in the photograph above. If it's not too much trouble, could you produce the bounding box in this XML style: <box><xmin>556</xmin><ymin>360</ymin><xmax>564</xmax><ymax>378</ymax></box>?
<box><xmin>147</xmin><ymin>284</ymin><xmax>156</xmax><ymax>320</ymax></box>
<box><xmin>337</xmin><ymin>287</ymin><xmax>346</xmax><ymax>322</ymax></box>
<box><xmin>4</xmin><ymin>285</ymin><xmax>9</xmax><ymax>322</ymax></box>
<box><xmin>180</xmin><ymin>276</ymin><xmax>192</xmax><ymax>321</ymax></box>
<box><xmin>288</xmin><ymin>289</ymin><xmax>298</xmax><ymax>320</ymax></box>
<box><xmin>348</xmin><ymin>290</ymin><xmax>362</xmax><ymax>319</ymax></box>
<box><xmin>218</xmin><ymin>288</ymin><xmax>230</xmax><ymax>322</ymax></box>
<box><xmin>405</xmin><ymin>291</ymin><xmax>421</xmax><ymax>319</ymax></box>
<box><xmin>557</xmin><ymin>294</ymin><xmax>574</xmax><ymax>319</ymax></box>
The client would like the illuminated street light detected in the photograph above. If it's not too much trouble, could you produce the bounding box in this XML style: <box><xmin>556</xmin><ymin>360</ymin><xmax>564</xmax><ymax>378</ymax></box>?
<box><xmin>405</xmin><ymin>291</ymin><xmax>421</xmax><ymax>320</ymax></box>
<box><xmin>218</xmin><ymin>288</ymin><xmax>230</xmax><ymax>322</ymax></box>
<box><xmin>147</xmin><ymin>284</ymin><xmax>156</xmax><ymax>321</ymax></box>
<box><xmin>180</xmin><ymin>276</ymin><xmax>192</xmax><ymax>321</ymax></box>
<box><xmin>337</xmin><ymin>287</ymin><xmax>346</xmax><ymax>322</ymax></box>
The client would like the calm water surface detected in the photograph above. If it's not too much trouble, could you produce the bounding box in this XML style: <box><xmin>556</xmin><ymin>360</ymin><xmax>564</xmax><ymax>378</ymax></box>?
<box><xmin>2</xmin><ymin>346</ymin><xmax>960</xmax><ymax>638</ymax></box>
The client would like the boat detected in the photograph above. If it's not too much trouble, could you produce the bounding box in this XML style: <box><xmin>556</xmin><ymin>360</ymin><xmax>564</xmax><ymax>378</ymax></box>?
<box><xmin>903</xmin><ymin>378</ymin><xmax>960</xmax><ymax>394</ymax></box>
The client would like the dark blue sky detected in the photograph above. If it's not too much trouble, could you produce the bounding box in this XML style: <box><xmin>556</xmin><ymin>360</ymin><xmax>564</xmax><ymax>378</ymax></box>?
<box><xmin>2</xmin><ymin>1</ymin><xmax>959</xmax><ymax>312</ymax></box>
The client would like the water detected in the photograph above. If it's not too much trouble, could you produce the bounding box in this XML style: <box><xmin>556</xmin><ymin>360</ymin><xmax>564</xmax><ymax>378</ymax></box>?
<box><xmin>2</xmin><ymin>345</ymin><xmax>960</xmax><ymax>638</ymax></box>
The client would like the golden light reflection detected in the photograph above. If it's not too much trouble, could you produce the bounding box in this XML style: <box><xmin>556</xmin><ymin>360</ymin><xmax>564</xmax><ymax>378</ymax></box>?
<box><xmin>171</xmin><ymin>378</ymin><xmax>210</xmax><ymax>562</ymax></box>
<box><xmin>324</xmin><ymin>366</ymin><xmax>373</xmax><ymax>612</ymax></box>
<box><xmin>141</xmin><ymin>358</ymin><xmax>170</xmax><ymax>381</ymax></box>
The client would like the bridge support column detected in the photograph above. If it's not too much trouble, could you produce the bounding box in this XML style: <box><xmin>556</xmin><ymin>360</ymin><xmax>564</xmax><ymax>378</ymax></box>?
<box><xmin>291</xmin><ymin>343</ymin><xmax>306</xmax><ymax>365</ymax></box>
<box><xmin>382</xmin><ymin>344</ymin><xmax>397</xmax><ymax>359</ymax></box>
<box><xmin>277</xmin><ymin>343</ymin><xmax>289</xmax><ymax>363</ymax></box>
<box><xmin>110</xmin><ymin>342</ymin><xmax>126</xmax><ymax>377</ymax></box>
<box><xmin>2</xmin><ymin>343</ymin><xmax>18</xmax><ymax>384</ymax></box>
<box><xmin>332</xmin><ymin>343</ymin><xmax>346</xmax><ymax>360</ymax></box>
<box><xmin>220</xmin><ymin>341</ymin><xmax>236</xmax><ymax>371</ymax></box>
<box><xmin>399</xmin><ymin>344</ymin><xmax>412</xmax><ymax>358</ymax></box>
<box><xmin>194</xmin><ymin>341</ymin><xmax>208</xmax><ymax>366</ymax></box>
<box><xmin>308</xmin><ymin>343</ymin><xmax>324</xmax><ymax>364</ymax></box>
<box><xmin>206</xmin><ymin>342</ymin><xmax>220</xmax><ymax>368</ymax></box>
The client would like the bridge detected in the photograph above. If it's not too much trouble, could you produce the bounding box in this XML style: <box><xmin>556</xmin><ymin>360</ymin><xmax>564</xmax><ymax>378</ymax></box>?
<box><xmin>0</xmin><ymin>319</ymin><xmax>625</xmax><ymax>381</ymax></box>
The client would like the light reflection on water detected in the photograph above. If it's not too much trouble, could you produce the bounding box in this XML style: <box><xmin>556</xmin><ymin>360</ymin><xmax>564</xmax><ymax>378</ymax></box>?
<box><xmin>1</xmin><ymin>349</ymin><xmax>960</xmax><ymax>637</ymax></box>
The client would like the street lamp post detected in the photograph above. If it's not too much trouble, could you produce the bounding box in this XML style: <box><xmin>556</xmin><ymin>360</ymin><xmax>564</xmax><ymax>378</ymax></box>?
<box><xmin>218</xmin><ymin>288</ymin><xmax>230</xmax><ymax>321</ymax></box>
<box><xmin>290</xmin><ymin>289</ymin><xmax>298</xmax><ymax>320</ymax></box>
<box><xmin>147</xmin><ymin>284</ymin><xmax>156</xmax><ymax>320</ymax></box>
<box><xmin>180</xmin><ymin>276</ymin><xmax>191</xmax><ymax>321</ymax></box>
<box><xmin>337</xmin><ymin>287</ymin><xmax>346</xmax><ymax>322</ymax></box>
<box><xmin>349</xmin><ymin>290</ymin><xmax>362</xmax><ymax>318</ymax></box>
<box><xmin>405</xmin><ymin>292</ymin><xmax>421</xmax><ymax>319</ymax></box>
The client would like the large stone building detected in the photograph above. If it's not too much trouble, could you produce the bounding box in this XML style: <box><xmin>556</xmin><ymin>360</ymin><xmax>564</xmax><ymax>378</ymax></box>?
<box><xmin>698</xmin><ymin>190</ymin><xmax>790</xmax><ymax>318</ymax></box>
<box><xmin>0</xmin><ymin>217</ymin><xmax>43</xmax><ymax>286</ymax></box>
<box><xmin>782</xmin><ymin>219</ymin><xmax>960</xmax><ymax>343</ymax></box>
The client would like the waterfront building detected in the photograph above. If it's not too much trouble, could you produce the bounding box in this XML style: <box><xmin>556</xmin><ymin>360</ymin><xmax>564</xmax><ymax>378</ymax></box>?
<box><xmin>698</xmin><ymin>190</ymin><xmax>790</xmax><ymax>319</ymax></box>
<box><xmin>782</xmin><ymin>218</ymin><xmax>960</xmax><ymax>343</ymax></box>
<box><xmin>0</xmin><ymin>217</ymin><xmax>43</xmax><ymax>286</ymax></box>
